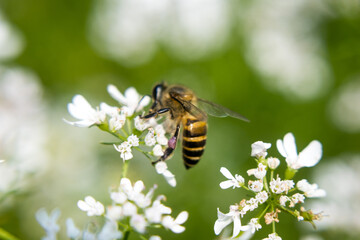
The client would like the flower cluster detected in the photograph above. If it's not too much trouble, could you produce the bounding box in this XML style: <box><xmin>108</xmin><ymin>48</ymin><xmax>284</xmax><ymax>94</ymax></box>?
<box><xmin>64</xmin><ymin>85</ymin><xmax>175</xmax><ymax>186</ymax></box>
<box><xmin>37</xmin><ymin>178</ymin><xmax>188</xmax><ymax>240</ymax></box>
<box><xmin>214</xmin><ymin>133</ymin><xmax>325</xmax><ymax>239</ymax></box>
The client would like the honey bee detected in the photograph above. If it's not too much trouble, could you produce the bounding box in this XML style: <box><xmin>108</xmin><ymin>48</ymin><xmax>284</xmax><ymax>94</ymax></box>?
<box><xmin>141</xmin><ymin>82</ymin><xmax>249</xmax><ymax>169</ymax></box>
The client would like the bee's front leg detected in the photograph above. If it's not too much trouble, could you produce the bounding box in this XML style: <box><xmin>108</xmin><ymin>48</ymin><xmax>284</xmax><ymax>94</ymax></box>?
<box><xmin>152</xmin><ymin>124</ymin><xmax>180</xmax><ymax>165</ymax></box>
<box><xmin>141</xmin><ymin>108</ymin><xmax>170</xmax><ymax>119</ymax></box>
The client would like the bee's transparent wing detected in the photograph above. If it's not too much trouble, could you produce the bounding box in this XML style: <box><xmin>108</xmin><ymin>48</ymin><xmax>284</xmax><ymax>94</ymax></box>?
<box><xmin>169</xmin><ymin>91</ymin><xmax>207</xmax><ymax>120</ymax></box>
<box><xmin>197</xmin><ymin>98</ymin><xmax>249</xmax><ymax>122</ymax></box>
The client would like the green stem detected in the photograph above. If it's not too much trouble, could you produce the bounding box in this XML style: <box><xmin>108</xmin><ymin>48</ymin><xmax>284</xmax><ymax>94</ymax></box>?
<box><xmin>122</xmin><ymin>161</ymin><xmax>129</xmax><ymax>178</ymax></box>
<box><xmin>277</xmin><ymin>205</ymin><xmax>298</xmax><ymax>218</ymax></box>
<box><xmin>272</xmin><ymin>220</ymin><xmax>276</xmax><ymax>233</ymax></box>
<box><xmin>285</xmin><ymin>167</ymin><xmax>297</xmax><ymax>180</ymax></box>
<box><xmin>263</xmin><ymin>175</ymin><xmax>270</xmax><ymax>192</ymax></box>
<box><xmin>0</xmin><ymin>228</ymin><xmax>20</xmax><ymax>240</ymax></box>
<box><xmin>270</xmin><ymin>170</ymin><xmax>274</xmax><ymax>182</ymax></box>
<box><xmin>123</xmin><ymin>230</ymin><xmax>130</xmax><ymax>240</ymax></box>
<box><xmin>257</xmin><ymin>204</ymin><xmax>271</xmax><ymax>220</ymax></box>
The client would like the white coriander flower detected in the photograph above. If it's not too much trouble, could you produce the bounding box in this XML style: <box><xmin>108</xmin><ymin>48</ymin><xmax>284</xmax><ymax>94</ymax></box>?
<box><xmin>263</xmin><ymin>233</ymin><xmax>282</xmax><ymax>240</ymax></box>
<box><xmin>107</xmin><ymin>85</ymin><xmax>150</xmax><ymax>116</ymax></box>
<box><xmin>297</xmin><ymin>179</ymin><xmax>326</xmax><ymax>198</ymax></box>
<box><xmin>290</xmin><ymin>193</ymin><xmax>305</xmax><ymax>207</ymax></box>
<box><xmin>255</xmin><ymin>191</ymin><xmax>268</xmax><ymax>204</ymax></box>
<box><xmin>247</xmin><ymin>163</ymin><xmax>267</xmax><ymax>179</ymax></box>
<box><xmin>149</xmin><ymin>236</ymin><xmax>161</xmax><ymax>240</ymax></box>
<box><xmin>108</xmin><ymin>113</ymin><xmax>126</xmax><ymax>132</ymax></box>
<box><xmin>114</xmin><ymin>141</ymin><xmax>133</xmax><ymax>161</ymax></box>
<box><xmin>283</xmin><ymin>180</ymin><xmax>295</xmax><ymax>193</ymax></box>
<box><xmin>270</xmin><ymin>177</ymin><xmax>286</xmax><ymax>194</ymax></box>
<box><xmin>251</xmin><ymin>141</ymin><xmax>271</xmax><ymax>158</ymax></box>
<box><xmin>122</xmin><ymin>202</ymin><xmax>137</xmax><ymax>217</ymax></box>
<box><xmin>134</xmin><ymin>116</ymin><xmax>149</xmax><ymax>131</ymax></box>
<box><xmin>119</xmin><ymin>178</ymin><xmax>145</xmax><ymax>201</ymax></box>
<box><xmin>153</xmin><ymin>144</ymin><xmax>164</xmax><ymax>157</ymax></box>
<box><xmin>162</xmin><ymin>211</ymin><xmax>189</xmax><ymax>234</ymax></box>
<box><xmin>219</xmin><ymin>167</ymin><xmax>245</xmax><ymax>189</ymax></box>
<box><xmin>276</xmin><ymin>132</ymin><xmax>322</xmax><ymax>169</ymax></box>
<box><xmin>77</xmin><ymin>196</ymin><xmax>105</xmax><ymax>216</ymax></box>
<box><xmin>98</xmin><ymin>221</ymin><xmax>123</xmax><ymax>240</ymax></box>
<box><xmin>246</xmin><ymin>198</ymin><xmax>259</xmax><ymax>211</ymax></box>
<box><xmin>110</xmin><ymin>191</ymin><xmax>127</xmax><ymax>204</ymax></box>
<box><xmin>127</xmin><ymin>134</ymin><xmax>139</xmax><ymax>147</ymax></box>
<box><xmin>155</xmin><ymin>161</ymin><xmax>176</xmax><ymax>187</ymax></box>
<box><xmin>249</xmin><ymin>218</ymin><xmax>262</xmax><ymax>233</ymax></box>
<box><xmin>214</xmin><ymin>206</ymin><xmax>249</xmax><ymax>238</ymax></box>
<box><xmin>268</xmin><ymin>157</ymin><xmax>280</xmax><ymax>169</ymax></box>
<box><xmin>99</xmin><ymin>102</ymin><xmax>119</xmax><ymax>115</ymax></box>
<box><xmin>130</xmin><ymin>214</ymin><xmax>147</xmax><ymax>234</ymax></box>
<box><xmin>145</xmin><ymin>197</ymin><xmax>172</xmax><ymax>223</ymax></box>
<box><xmin>36</xmin><ymin>208</ymin><xmax>61</xmax><ymax>240</ymax></box>
<box><xmin>145</xmin><ymin>128</ymin><xmax>156</xmax><ymax>146</ymax></box>
<box><xmin>154</xmin><ymin>124</ymin><xmax>168</xmax><ymax>145</ymax></box>
<box><xmin>106</xmin><ymin>206</ymin><xmax>123</xmax><ymax>221</ymax></box>
<box><xmin>66</xmin><ymin>218</ymin><xmax>81</xmax><ymax>239</ymax></box>
<box><xmin>279</xmin><ymin>196</ymin><xmax>290</xmax><ymax>206</ymax></box>
<box><xmin>65</xmin><ymin>95</ymin><xmax>106</xmax><ymax>127</ymax></box>
<box><xmin>248</xmin><ymin>180</ymin><xmax>263</xmax><ymax>192</ymax></box>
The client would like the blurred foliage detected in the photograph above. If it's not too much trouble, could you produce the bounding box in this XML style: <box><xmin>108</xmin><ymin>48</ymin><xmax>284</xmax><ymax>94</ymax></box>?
<box><xmin>0</xmin><ymin>0</ymin><xmax>360</xmax><ymax>239</ymax></box>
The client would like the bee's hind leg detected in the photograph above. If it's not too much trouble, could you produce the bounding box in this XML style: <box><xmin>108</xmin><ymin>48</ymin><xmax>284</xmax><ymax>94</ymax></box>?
<box><xmin>152</xmin><ymin>124</ymin><xmax>180</xmax><ymax>165</ymax></box>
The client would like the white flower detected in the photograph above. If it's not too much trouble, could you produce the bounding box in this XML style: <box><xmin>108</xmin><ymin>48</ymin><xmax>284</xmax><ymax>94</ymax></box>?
<box><xmin>36</xmin><ymin>208</ymin><xmax>61</xmax><ymax>240</ymax></box>
<box><xmin>123</xmin><ymin>202</ymin><xmax>137</xmax><ymax>217</ymax></box>
<box><xmin>107</xmin><ymin>85</ymin><xmax>150</xmax><ymax>116</ymax></box>
<box><xmin>155</xmin><ymin>162</ymin><xmax>177</xmax><ymax>187</ymax></box>
<box><xmin>214</xmin><ymin>207</ymin><xmax>249</xmax><ymax>238</ymax></box>
<box><xmin>127</xmin><ymin>134</ymin><xmax>139</xmax><ymax>147</ymax></box>
<box><xmin>246</xmin><ymin>198</ymin><xmax>259</xmax><ymax>211</ymax></box>
<box><xmin>276</xmin><ymin>132</ymin><xmax>322</xmax><ymax>169</ymax></box>
<box><xmin>279</xmin><ymin>196</ymin><xmax>290</xmax><ymax>206</ymax></box>
<box><xmin>270</xmin><ymin>177</ymin><xmax>286</xmax><ymax>194</ymax></box>
<box><xmin>66</xmin><ymin>218</ymin><xmax>81</xmax><ymax>239</ymax></box>
<box><xmin>263</xmin><ymin>233</ymin><xmax>282</xmax><ymax>240</ymax></box>
<box><xmin>154</xmin><ymin>124</ymin><xmax>168</xmax><ymax>145</ymax></box>
<box><xmin>145</xmin><ymin>128</ymin><xmax>156</xmax><ymax>146</ymax></box>
<box><xmin>114</xmin><ymin>141</ymin><xmax>133</xmax><ymax>161</ymax></box>
<box><xmin>98</xmin><ymin>221</ymin><xmax>123</xmax><ymax>240</ymax></box>
<box><xmin>251</xmin><ymin>141</ymin><xmax>271</xmax><ymax>158</ymax></box>
<box><xmin>297</xmin><ymin>179</ymin><xmax>326</xmax><ymax>198</ymax></box>
<box><xmin>283</xmin><ymin>180</ymin><xmax>295</xmax><ymax>193</ymax></box>
<box><xmin>130</xmin><ymin>214</ymin><xmax>147</xmax><ymax>234</ymax></box>
<box><xmin>153</xmin><ymin>144</ymin><xmax>164</xmax><ymax>157</ymax></box>
<box><xmin>106</xmin><ymin>206</ymin><xmax>123</xmax><ymax>221</ymax></box>
<box><xmin>268</xmin><ymin>157</ymin><xmax>280</xmax><ymax>169</ymax></box>
<box><xmin>106</xmin><ymin>108</ymin><xmax>126</xmax><ymax>132</ymax></box>
<box><xmin>255</xmin><ymin>191</ymin><xmax>268</xmax><ymax>204</ymax></box>
<box><xmin>248</xmin><ymin>180</ymin><xmax>263</xmax><ymax>192</ymax></box>
<box><xmin>247</xmin><ymin>163</ymin><xmax>267</xmax><ymax>179</ymax></box>
<box><xmin>110</xmin><ymin>191</ymin><xmax>127</xmax><ymax>204</ymax></box>
<box><xmin>65</xmin><ymin>95</ymin><xmax>106</xmax><ymax>127</ymax></box>
<box><xmin>119</xmin><ymin>178</ymin><xmax>145</xmax><ymax>201</ymax></box>
<box><xmin>290</xmin><ymin>193</ymin><xmax>305</xmax><ymax>207</ymax></box>
<box><xmin>145</xmin><ymin>197</ymin><xmax>172</xmax><ymax>223</ymax></box>
<box><xmin>219</xmin><ymin>167</ymin><xmax>245</xmax><ymax>189</ymax></box>
<box><xmin>134</xmin><ymin>116</ymin><xmax>149</xmax><ymax>131</ymax></box>
<box><xmin>77</xmin><ymin>196</ymin><xmax>105</xmax><ymax>216</ymax></box>
<box><xmin>149</xmin><ymin>236</ymin><xmax>161</xmax><ymax>240</ymax></box>
<box><xmin>0</xmin><ymin>160</ymin><xmax>5</xmax><ymax>163</ymax></box>
<box><xmin>248</xmin><ymin>218</ymin><xmax>262</xmax><ymax>233</ymax></box>
<box><xmin>162</xmin><ymin>211</ymin><xmax>188</xmax><ymax>234</ymax></box>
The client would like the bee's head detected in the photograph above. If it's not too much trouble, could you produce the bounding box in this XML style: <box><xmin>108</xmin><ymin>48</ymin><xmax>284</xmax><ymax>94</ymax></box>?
<box><xmin>152</xmin><ymin>82</ymin><xmax>166</xmax><ymax>101</ymax></box>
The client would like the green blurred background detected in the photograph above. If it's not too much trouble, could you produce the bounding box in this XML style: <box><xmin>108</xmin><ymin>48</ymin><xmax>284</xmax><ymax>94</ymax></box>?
<box><xmin>0</xmin><ymin>0</ymin><xmax>360</xmax><ymax>239</ymax></box>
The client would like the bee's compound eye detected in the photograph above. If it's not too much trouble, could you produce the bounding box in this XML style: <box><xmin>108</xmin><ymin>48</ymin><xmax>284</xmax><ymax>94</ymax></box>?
<box><xmin>152</xmin><ymin>84</ymin><xmax>163</xmax><ymax>100</ymax></box>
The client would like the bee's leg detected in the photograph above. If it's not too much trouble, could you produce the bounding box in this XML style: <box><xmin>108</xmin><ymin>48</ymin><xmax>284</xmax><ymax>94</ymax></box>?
<box><xmin>141</xmin><ymin>108</ymin><xmax>170</xmax><ymax>119</ymax></box>
<box><xmin>152</xmin><ymin>124</ymin><xmax>180</xmax><ymax>165</ymax></box>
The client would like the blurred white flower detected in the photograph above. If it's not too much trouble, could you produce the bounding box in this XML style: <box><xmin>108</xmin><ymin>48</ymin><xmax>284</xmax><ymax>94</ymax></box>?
<box><xmin>251</xmin><ymin>141</ymin><xmax>271</xmax><ymax>159</ymax></box>
<box><xmin>65</xmin><ymin>94</ymin><xmax>106</xmax><ymax>127</ymax></box>
<box><xmin>66</xmin><ymin>218</ymin><xmax>81</xmax><ymax>239</ymax></box>
<box><xmin>248</xmin><ymin>180</ymin><xmax>263</xmax><ymax>193</ymax></box>
<box><xmin>98</xmin><ymin>221</ymin><xmax>123</xmax><ymax>240</ymax></box>
<box><xmin>114</xmin><ymin>141</ymin><xmax>133</xmax><ymax>161</ymax></box>
<box><xmin>267</xmin><ymin>157</ymin><xmax>280</xmax><ymax>170</ymax></box>
<box><xmin>0</xmin><ymin>10</ymin><xmax>23</xmax><ymax>60</ymax></box>
<box><xmin>145</xmin><ymin>128</ymin><xmax>157</xmax><ymax>146</ymax></box>
<box><xmin>290</xmin><ymin>193</ymin><xmax>305</xmax><ymax>207</ymax></box>
<box><xmin>248</xmin><ymin>218</ymin><xmax>262</xmax><ymax>233</ymax></box>
<box><xmin>214</xmin><ymin>206</ymin><xmax>249</xmax><ymax>238</ymax></box>
<box><xmin>107</xmin><ymin>85</ymin><xmax>150</xmax><ymax>116</ymax></box>
<box><xmin>122</xmin><ymin>202</ymin><xmax>138</xmax><ymax>217</ymax></box>
<box><xmin>279</xmin><ymin>196</ymin><xmax>290</xmax><ymax>206</ymax></box>
<box><xmin>149</xmin><ymin>236</ymin><xmax>161</xmax><ymax>240</ymax></box>
<box><xmin>247</xmin><ymin>163</ymin><xmax>267</xmax><ymax>179</ymax></box>
<box><xmin>263</xmin><ymin>233</ymin><xmax>282</xmax><ymax>240</ymax></box>
<box><xmin>162</xmin><ymin>211</ymin><xmax>188</xmax><ymax>234</ymax></box>
<box><xmin>155</xmin><ymin>161</ymin><xmax>176</xmax><ymax>187</ymax></box>
<box><xmin>255</xmin><ymin>191</ymin><xmax>268</xmax><ymax>204</ymax></box>
<box><xmin>297</xmin><ymin>179</ymin><xmax>326</xmax><ymax>198</ymax></box>
<box><xmin>35</xmin><ymin>208</ymin><xmax>61</xmax><ymax>240</ymax></box>
<box><xmin>219</xmin><ymin>167</ymin><xmax>244</xmax><ymax>189</ymax></box>
<box><xmin>130</xmin><ymin>214</ymin><xmax>147</xmax><ymax>234</ymax></box>
<box><xmin>153</xmin><ymin>144</ymin><xmax>164</xmax><ymax>157</ymax></box>
<box><xmin>127</xmin><ymin>134</ymin><xmax>139</xmax><ymax>147</ymax></box>
<box><xmin>77</xmin><ymin>196</ymin><xmax>105</xmax><ymax>216</ymax></box>
<box><xmin>106</xmin><ymin>206</ymin><xmax>123</xmax><ymax>222</ymax></box>
<box><xmin>145</xmin><ymin>197</ymin><xmax>172</xmax><ymax>223</ymax></box>
<box><xmin>276</xmin><ymin>132</ymin><xmax>322</xmax><ymax>169</ymax></box>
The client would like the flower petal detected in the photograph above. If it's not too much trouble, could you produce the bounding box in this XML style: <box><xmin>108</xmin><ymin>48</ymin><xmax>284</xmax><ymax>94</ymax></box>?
<box><xmin>298</xmin><ymin>140</ymin><xmax>322</xmax><ymax>168</ymax></box>
<box><xmin>276</xmin><ymin>139</ymin><xmax>287</xmax><ymax>158</ymax></box>
<box><xmin>220</xmin><ymin>180</ymin><xmax>234</xmax><ymax>189</ymax></box>
<box><xmin>220</xmin><ymin>167</ymin><xmax>234</xmax><ymax>180</ymax></box>
<box><xmin>107</xmin><ymin>84</ymin><xmax>127</xmax><ymax>105</ymax></box>
<box><xmin>175</xmin><ymin>211</ymin><xmax>188</xmax><ymax>224</ymax></box>
<box><xmin>283</xmin><ymin>132</ymin><xmax>298</xmax><ymax>159</ymax></box>
<box><xmin>170</xmin><ymin>225</ymin><xmax>185</xmax><ymax>234</ymax></box>
<box><xmin>232</xmin><ymin>215</ymin><xmax>241</xmax><ymax>238</ymax></box>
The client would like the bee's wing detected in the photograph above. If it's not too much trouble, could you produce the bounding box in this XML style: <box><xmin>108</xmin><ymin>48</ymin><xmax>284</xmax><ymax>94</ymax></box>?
<box><xmin>169</xmin><ymin>92</ymin><xmax>207</xmax><ymax>120</ymax></box>
<box><xmin>197</xmin><ymin>98</ymin><xmax>249</xmax><ymax>122</ymax></box>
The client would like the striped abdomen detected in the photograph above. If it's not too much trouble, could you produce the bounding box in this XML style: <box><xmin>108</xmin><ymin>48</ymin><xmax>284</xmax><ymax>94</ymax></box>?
<box><xmin>182</xmin><ymin>118</ymin><xmax>207</xmax><ymax>169</ymax></box>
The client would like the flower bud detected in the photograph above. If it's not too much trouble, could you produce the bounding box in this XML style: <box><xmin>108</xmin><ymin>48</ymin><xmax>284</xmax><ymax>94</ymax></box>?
<box><xmin>268</xmin><ymin>157</ymin><xmax>280</xmax><ymax>169</ymax></box>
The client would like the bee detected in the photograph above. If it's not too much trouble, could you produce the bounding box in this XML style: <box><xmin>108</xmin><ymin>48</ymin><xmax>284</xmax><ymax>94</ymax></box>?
<box><xmin>141</xmin><ymin>82</ymin><xmax>249</xmax><ymax>169</ymax></box>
